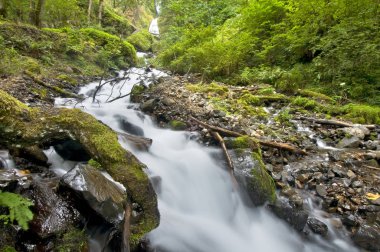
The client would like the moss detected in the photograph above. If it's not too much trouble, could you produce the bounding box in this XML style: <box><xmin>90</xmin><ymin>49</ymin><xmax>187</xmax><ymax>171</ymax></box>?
<box><xmin>274</xmin><ymin>109</ymin><xmax>292</xmax><ymax>125</ymax></box>
<box><xmin>127</xmin><ymin>29</ymin><xmax>154</xmax><ymax>52</ymax></box>
<box><xmin>102</xmin><ymin>7</ymin><xmax>135</xmax><ymax>37</ymax></box>
<box><xmin>56</xmin><ymin>74</ymin><xmax>78</xmax><ymax>85</ymax></box>
<box><xmin>88</xmin><ymin>158</ymin><xmax>102</xmax><ymax>169</ymax></box>
<box><xmin>0</xmin><ymin>91</ymin><xmax>159</xmax><ymax>247</ymax></box>
<box><xmin>291</xmin><ymin>96</ymin><xmax>319</xmax><ymax>110</ymax></box>
<box><xmin>297</xmin><ymin>89</ymin><xmax>334</xmax><ymax>103</ymax></box>
<box><xmin>341</xmin><ymin>104</ymin><xmax>380</xmax><ymax>124</ymax></box>
<box><xmin>1</xmin><ymin>246</ymin><xmax>16</xmax><ymax>252</ymax></box>
<box><xmin>130</xmin><ymin>84</ymin><xmax>146</xmax><ymax>102</ymax></box>
<box><xmin>56</xmin><ymin>228</ymin><xmax>88</xmax><ymax>252</ymax></box>
<box><xmin>256</xmin><ymin>87</ymin><xmax>276</xmax><ymax>95</ymax></box>
<box><xmin>250</xmin><ymin>151</ymin><xmax>276</xmax><ymax>204</ymax></box>
<box><xmin>226</xmin><ymin>136</ymin><xmax>259</xmax><ymax>149</ymax></box>
<box><xmin>186</xmin><ymin>82</ymin><xmax>228</xmax><ymax>95</ymax></box>
<box><xmin>168</xmin><ymin>120</ymin><xmax>187</xmax><ymax>130</ymax></box>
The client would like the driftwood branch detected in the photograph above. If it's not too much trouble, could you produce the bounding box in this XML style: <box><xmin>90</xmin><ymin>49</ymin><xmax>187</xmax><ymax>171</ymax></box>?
<box><xmin>297</xmin><ymin>116</ymin><xmax>376</xmax><ymax>130</ymax></box>
<box><xmin>190</xmin><ymin>116</ymin><xmax>307</xmax><ymax>155</ymax></box>
<box><xmin>209</xmin><ymin>130</ymin><xmax>238</xmax><ymax>187</ymax></box>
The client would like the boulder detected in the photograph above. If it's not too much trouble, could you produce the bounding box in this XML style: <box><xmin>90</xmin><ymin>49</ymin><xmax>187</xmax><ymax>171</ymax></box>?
<box><xmin>268</xmin><ymin>198</ymin><xmax>309</xmax><ymax>232</ymax></box>
<box><xmin>307</xmin><ymin>217</ymin><xmax>328</xmax><ymax>236</ymax></box>
<box><xmin>230</xmin><ymin>149</ymin><xmax>276</xmax><ymax>206</ymax></box>
<box><xmin>352</xmin><ymin>224</ymin><xmax>380</xmax><ymax>251</ymax></box>
<box><xmin>337</xmin><ymin>136</ymin><xmax>361</xmax><ymax>148</ymax></box>
<box><xmin>116</xmin><ymin>115</ymin><xmax>144</xmax><ymax>136</ymax></box>
<box><xmin>140</xmin><ymin>99</ymin><xmax>157</xmax><ymax>113</ymax></box>
<box><xmin>62</xmin><ymin>164</ymin><xmax>127</xmax><ymax>225</ymax></box>
<box><xmin>341</xmin><ymin>126</ymin><xmax>370</xmax><ymax>140</ymax></box>
<box><xmin>26</xmin><ymin>177</ymin><xmax>80</xmax><ymax>239</ymax></box>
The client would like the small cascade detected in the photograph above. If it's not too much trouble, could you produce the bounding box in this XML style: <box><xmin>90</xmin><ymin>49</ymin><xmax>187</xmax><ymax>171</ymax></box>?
<box><xmin>51</xmin><ymin>53</ymin><xmax>358</xmax><ymax>252</ymax></box>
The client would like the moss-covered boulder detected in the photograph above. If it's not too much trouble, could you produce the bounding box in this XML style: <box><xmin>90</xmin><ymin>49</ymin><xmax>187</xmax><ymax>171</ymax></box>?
<box><xmin>228</xmin><ymin>138</ymin><xmax>276</xmax><ymax>206</ymax></box>
<box><xmin>0</xmin><ymin>89</ymin><xmax>159</xmax><ymax>248</ymax></box>
<box><xmin>127</xmin><ymin>29</ymin><xmax>154</xmax><ymax>52</ymax></box>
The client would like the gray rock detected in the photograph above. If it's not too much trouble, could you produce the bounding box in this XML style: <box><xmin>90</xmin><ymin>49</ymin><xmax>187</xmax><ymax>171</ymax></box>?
<box><xmin>352</xmin><ymin>224</ymin><xmax>380</xmax><ymax>251</ymax></box>
<box><xmin>341</xmin><ymin>126</ymin><xmax>370</xmax><ymax>140</ymax></box>
<box><xmin>62</xmin><ymin>164</ymin><xmax>127</xmax><ymax>225</ymax></box>
<box><xmin>161</xmin><ymin>97</ymin><xmax>175</xmax><ymax>106</ymax></box>
<box><xmin>337</xmin><ymin>136</ymin><xmax>361</xmax><ymax>148</ymax></box>
<box><xmin>269</xmin><ymin>199</ymin><xmax>309</xmax><ymax>232</ymax></box>
<box><xmin>307</xmin><ymin>217</ymin><xmax>328</xmax><ymax>236</ymax></box>
<box><xmin>141</xmin><ymin>99</ymin><xmax>157</xmax><ymax>113</ymax></box>
<box><xmin>116</xmin><ymin>115</ymin><xmax>144</xmax><ymax>136</ymax></box>
<box><xmin>352</xmin><ymin>180</ymin><xmax>363</xmax><ymax>188</ymax></box>
<box><xmin>316</xmin><ymin>184</ymin><xmax>328</xmax><ymax>197</ymax></box>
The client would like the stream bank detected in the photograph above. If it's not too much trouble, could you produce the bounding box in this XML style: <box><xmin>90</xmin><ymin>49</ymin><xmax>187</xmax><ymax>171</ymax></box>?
<box><xmin>133</xmin><ymin>74</ymin><xmax>380</xmax><ymax>251</ymax></box>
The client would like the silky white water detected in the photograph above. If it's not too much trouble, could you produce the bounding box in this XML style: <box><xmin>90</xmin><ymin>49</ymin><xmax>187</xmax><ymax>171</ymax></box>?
<box><xmin>53</xmin><ymin>64</ymin><xmax>358</xmax><ymax>252</ymax></box>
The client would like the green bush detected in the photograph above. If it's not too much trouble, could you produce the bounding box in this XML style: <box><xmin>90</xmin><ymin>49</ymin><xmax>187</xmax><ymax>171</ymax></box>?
<box><xmin>0</xmin><ymin>192</ymin><xmax>33</xmax><ymax>230</ymax></box>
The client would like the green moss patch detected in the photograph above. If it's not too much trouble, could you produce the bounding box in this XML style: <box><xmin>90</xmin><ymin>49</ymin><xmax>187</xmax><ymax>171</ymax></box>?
<box><xmin>127</xmin><ymin>29</ymin><xmax>154</xmax><ymax>52</ymax></box>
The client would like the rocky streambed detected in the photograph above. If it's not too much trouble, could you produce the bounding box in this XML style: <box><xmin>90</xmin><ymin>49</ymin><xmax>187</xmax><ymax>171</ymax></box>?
<box><xmin>133</xmin><ymin>74</ymin><xmax>380</xmax><ymax>251</ymax></box>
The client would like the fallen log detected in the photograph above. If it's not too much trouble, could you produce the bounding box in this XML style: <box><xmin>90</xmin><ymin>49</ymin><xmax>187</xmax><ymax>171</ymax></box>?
<box><xmin>297</xmin><ymin>116</ymin><xmax>376</xmax><ymax>130</ymax></box>
<box><xmin>190</xmin><ymin>116</ymin><xmax>307</xmax><ymax>155</ymax></box>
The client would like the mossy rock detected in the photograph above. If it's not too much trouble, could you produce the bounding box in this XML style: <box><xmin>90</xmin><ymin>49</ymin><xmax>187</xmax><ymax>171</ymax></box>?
<box><xmin>130</xmin><ymin>84</ymin><xmax>146</xmax><ymax>102</ymax></box>
<box><xmin>168</xmin><ymin>120</ymin><xmax>187</xmax><ymax>130</ymax></box>
<box><xmin>225</xmin><ymin>136</ymin><xmax>259</xmax><ymax>150</ymax></box>
<box><xmin>0</xmin><ymin>89</ymin><xmax>159</xmax><ymax>248</ymax></box>
<box><xmin>127</xmin><ymin>29</ymin><xmax>154</xmax><ymax>52</ymax></box>
<box><xmin>102</xmin><ymin>7</ymin><xmax>136</xmax><ymax>37</ymax></box>
<box><xmin>248</xmin><ymin>151</ymin><xmax>276</xmax><ymax>205</ymax></box>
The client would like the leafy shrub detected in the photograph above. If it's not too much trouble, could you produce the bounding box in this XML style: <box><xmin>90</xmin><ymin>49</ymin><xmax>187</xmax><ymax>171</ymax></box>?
<box><xmin>0</xmin><ymin>192</ymin><xmax>33</xmax><ymax>230</ymax></box>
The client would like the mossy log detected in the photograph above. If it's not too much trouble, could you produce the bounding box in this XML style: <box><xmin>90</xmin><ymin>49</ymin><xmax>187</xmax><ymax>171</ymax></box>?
<box><xmin>0</xmin><ymin>89</ymin><xmax>159</xmax><ymax>247</ymax></box>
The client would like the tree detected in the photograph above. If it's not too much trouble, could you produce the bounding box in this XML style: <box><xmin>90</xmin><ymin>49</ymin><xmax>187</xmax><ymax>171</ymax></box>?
<box><xmin>98</xmin><ymin>0</ymin><xmax>104</xmax><ymax>25</ymax></box>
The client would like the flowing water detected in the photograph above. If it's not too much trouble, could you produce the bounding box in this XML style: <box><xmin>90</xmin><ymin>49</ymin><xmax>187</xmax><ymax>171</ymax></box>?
<box><xmin>52</xmin><ymin>62</ymin><xmax>359</xmax><ymax>252</ymax></box>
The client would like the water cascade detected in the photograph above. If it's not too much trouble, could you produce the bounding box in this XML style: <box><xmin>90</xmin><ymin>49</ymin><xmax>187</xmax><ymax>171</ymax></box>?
<box><xmin>53</xmin><ymin>62</ymin><xmax>358</xmax><ymax>252</ymax></box>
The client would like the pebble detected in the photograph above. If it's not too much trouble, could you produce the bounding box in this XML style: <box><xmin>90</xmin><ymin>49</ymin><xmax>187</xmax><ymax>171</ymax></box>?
<box><xmin>316</xmin><ymin>184</ymin><xmax>328</xmax><ymax>197</ymax></box>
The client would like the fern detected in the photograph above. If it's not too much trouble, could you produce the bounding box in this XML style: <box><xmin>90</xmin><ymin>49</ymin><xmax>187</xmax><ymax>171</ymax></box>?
<box><xmin>0</xmin><ymin>192</ymin><xmax>34</xmax><ymax>230</ymax></box>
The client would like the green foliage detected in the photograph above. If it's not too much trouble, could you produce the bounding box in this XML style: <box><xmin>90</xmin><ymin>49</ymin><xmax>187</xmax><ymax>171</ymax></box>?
<box><xmin>291</xmin><ymin>96</ymin><xmax>318</xmax><ymax>110</ymax></box>
<box><xmin>341</xmin><ymin>104</ymin><xmax>380</xmax><ymax>124</ymax></box>
<box><xmin>274</xmin><ymin>109</ymin><xmax>292</xmax><ymax>125</ymax></box>
<box><xmin>158</xmin><ymin>0</ymin><xmax>380</xmax><ymax>104</ymax></box>
<box><xmin>88</xmin><ymin>158</ymin><xmax>102</xmax><ymax>169</ymax></box>
<box><xmin>102</xmin><ymin>7</ymin><xmax>135</xmax><ymax>37</ymax></box>
<box><xmin>186</xmin><ymin>82</ymin><xmax>228</xmax><ymax>95</ymax></box>
<box><xmin>0</xmin><ymin>192</ymin><xmax>33</xmax><ymax>230</ymax></box>
<box><xmin>168</xmin><ymin>120</ymin><xmax>187</xmax><ymax>130</ymax></box>
<box><xmin>127</xmin><ymin>29</ymin><xmax>154</xmax><ymax>52</ymax></box>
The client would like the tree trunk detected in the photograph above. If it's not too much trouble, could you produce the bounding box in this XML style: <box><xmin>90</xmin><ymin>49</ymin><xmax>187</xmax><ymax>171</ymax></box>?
<box><xmin>98</xmin><ymin>0</ymin><xmax>104</xmax><ymax>26</ymax></box>
<box><xmin>0</xmin><ymin>0</ymin><xmax>7</xmax><ymax>18</ymax></box>
<box><xmin>34</xmin><ymin>0</ymin><xmax>45</xmax><ymax>27</ymax></box>
<box><xmin>87</xmin><ymin>0</ymin><xmax>92</xmax><ymax>24</ymax></box>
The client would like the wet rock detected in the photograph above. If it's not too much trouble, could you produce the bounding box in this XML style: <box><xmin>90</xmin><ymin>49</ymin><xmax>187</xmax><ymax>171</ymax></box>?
<box><xmin>116</xmin><ymin>116</ymin><xmax>144</xmax><ymax>136</ymax></box>
<box><xmin>351</xmin><ymin>181</ymin><xmax>363</xmax><ymax>188</ymax></box>
<box><xmin>0</xmin><ymin>169</ymin><xmax>32</xmax><ymax>189</ymax></box>
<box><xmin>53</xmin><ymin>140</ymin><xmax>91</xmax><ymax>162</ymax></box>
<box><xmin>268</xmin><ymin>199</ymin><xmax>308</xmax><ymax>232</ymax></box>
<box><xmin>307</xmin><ymin>217</ymin><xmax>328</xmax><ymax>236</ymax></box>
<box><xmin>337</xmin><ymin>136</ymin><xmax>361</xmax><ymax>148</ymax></box>
<box><xmin>62</xmin><ymin>164</ymin><xmax>127</xmax><ymax>225</ymax></box>
<box><xmin>352</xmin><ymin>224</ymin><xmax>380</xmax><ymax>251</ymax></box>
<box><xmin>316</xmin><ymin>184</ymin><xmax>328</xmax><ymax>197</ymax></box>
<box><xmin>297</xmin><ymin>174</ymin><xmax>309</xmax><ymax>183</ymax></box>
<box><xmin>230</xmin><ymin>149</ymin><xmax>276</xmax><ymax>206</ymax></box>
<box><xmin>342</xmin><ymin>214</ymin><xmax>359</xmax><ymax>228</ymax></box>
<box><xmin>10</xmin><ymin>146</ymin><xmax>48</xmax><ymax>166</ymax></box>
<box><xmin>26</xmin><ymin>177</ymin><xmax>80</xmax><ymax>239</ymax></box>
<box><xmin>141</xmin><ymin>99</ymin><xmax>157</xmax><ymax>113</ymax></box>
<box><xmin>364</xmin><ymin>140</ymin><xmax>379</xmax><ymax>150</ymax></box>
<box><xmin>341</xmin><ymin>126</ymin><xmax>370</xmax><ymax>140</ymax></box>
<box><xmin>168</xmin><ymin>120</ymin><xmax>187</xmax><ymax>131</ymax></box>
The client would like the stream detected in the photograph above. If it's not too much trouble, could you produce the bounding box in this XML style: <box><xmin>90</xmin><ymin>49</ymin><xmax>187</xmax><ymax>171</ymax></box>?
<box><xmin>51</xmin><ymin>59</ymin><xmax>359</xmax><ymax>251</ymax></box>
